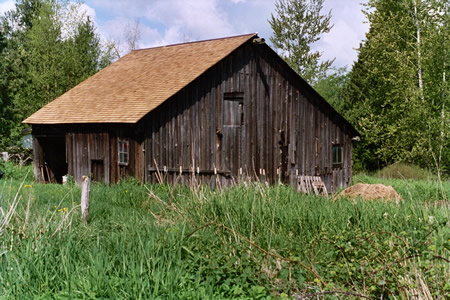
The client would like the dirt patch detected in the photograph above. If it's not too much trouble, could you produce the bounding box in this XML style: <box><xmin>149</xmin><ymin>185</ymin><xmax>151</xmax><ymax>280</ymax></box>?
<box><xmin>337</xmin><ymin>183</ymin><xmax>402</xmax><ymax>203</ymax></box>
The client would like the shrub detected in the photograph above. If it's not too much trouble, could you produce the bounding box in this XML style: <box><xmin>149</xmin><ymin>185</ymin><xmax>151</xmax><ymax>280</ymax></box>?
<box><xmin>0</xmin><ymin>160</ymin><xmax>33</xmax><ymax>181</ymax></box>
<box><xmin>374</xmin><ymin>163</ymin><xmax>435</xmax><ymax>180</ymax></box>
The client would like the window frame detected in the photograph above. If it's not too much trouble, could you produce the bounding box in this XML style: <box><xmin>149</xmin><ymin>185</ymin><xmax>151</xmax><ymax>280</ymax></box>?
<box><xmin>118</xmin><ymin>138</ymin><xmax>129</xmax><ymax>166</ymax></box>
<box><xmin>332</xmin><ymin>144</ymin><xmax>343</xmax><ymax>168</ymax></box>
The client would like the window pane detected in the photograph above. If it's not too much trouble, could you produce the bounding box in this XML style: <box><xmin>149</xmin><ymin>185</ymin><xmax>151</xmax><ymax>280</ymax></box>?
<box><xmin>332</xmin><ymin>145</ymin><xmax>342</xmax><ymax>165</ymax></box>
<box><xmin>118</xmin><ymin>139</ymin><xmax>129</xmax><ymax>165</ymax></box>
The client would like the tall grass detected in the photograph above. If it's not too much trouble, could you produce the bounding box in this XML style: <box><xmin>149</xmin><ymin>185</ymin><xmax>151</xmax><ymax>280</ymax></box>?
<box><xmin>0</xmin><ymin>175</ymin><xmax>448</xmax><ymax>299</ymax></box>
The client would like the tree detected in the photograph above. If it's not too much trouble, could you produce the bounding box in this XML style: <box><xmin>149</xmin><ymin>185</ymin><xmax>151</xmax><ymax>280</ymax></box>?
<box><xmin>342</xmin><ymin>0</ymin><xmax>449</xmax><ymax>174</ymax></box>
<box><xmin>0</xmin><ymin>0</ymin><xmax>115</xmax><ymax>150</ymax></box>
<box><xmin>111</xmin><ymin>19</ymin><xmax>142</xmax><ymax>58</ymax></box>
<box><xmin>314</xmin><ymin>67</ymin><xmax>349</xmax><ymax>113</ymax></box>
<box><xmin>269</xmin><ymin>0</ymin><xmax>334</xmax><ymax>85</ymax></box>
<box><xmin>124</xmin><ymin>19</ymin><xmax>141</xmax><ymax>52</ymax></box>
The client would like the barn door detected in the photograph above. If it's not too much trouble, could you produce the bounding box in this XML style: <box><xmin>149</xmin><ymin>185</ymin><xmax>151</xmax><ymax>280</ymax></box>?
<box><xmin>222</xmin><ymin>97</ymin><xmax>243</xmax><ymax>177</ymax></box>
<box><xmin>91</xmin><ymin>159</ymin><xmax>104</xmax><ymax>182</ymax></box>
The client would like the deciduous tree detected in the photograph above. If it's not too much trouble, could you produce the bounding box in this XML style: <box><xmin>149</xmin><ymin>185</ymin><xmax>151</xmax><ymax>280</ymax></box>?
<box><xmin>269</xmin><ymin>0</ymin><xmax>334</xmax><ymax>85</ymax></box>
<box><xmin>342</xmin><ymin>0</ymin><xmax>449</xmax><ymax>174</ymax></box>
<box><xmin>0</xmin><ymin>0</ymin><xmax>115</xmax><ymax>149</ymax></box>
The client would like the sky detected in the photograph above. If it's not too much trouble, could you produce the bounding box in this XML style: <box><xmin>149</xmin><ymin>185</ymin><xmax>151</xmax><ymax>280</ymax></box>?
<box><xmin>0</xmin><ymin>0</ymin><xmax>370</xmax><ymax>68</ymax></box>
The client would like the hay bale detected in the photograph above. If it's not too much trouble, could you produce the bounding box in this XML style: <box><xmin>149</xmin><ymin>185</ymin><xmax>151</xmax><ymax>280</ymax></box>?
<box><xmin>338</xmin><ymin>183</ymin><xmax>402</xmax><ymax>203</ymax></box>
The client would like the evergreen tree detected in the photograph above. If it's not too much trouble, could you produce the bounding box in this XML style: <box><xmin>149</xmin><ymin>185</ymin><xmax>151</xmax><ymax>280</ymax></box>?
<box><xmin>269</xmin><ymin>0</ymin><xmax>334</xmax><ymax>85</ymax></box>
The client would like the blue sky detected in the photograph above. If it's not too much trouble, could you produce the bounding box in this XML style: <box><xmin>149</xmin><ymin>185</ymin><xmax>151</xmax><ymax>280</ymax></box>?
<box><xmin>0</xmin><ymin>0</ymin><xmax>369</xmax><ymax>68</ymax></box>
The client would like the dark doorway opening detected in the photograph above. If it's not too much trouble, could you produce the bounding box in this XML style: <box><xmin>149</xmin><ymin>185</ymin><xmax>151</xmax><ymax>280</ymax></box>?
<box><xmin>39</xmin><ymin>136</ymin><xmax>67</xmax><ymax>183</ymax></box>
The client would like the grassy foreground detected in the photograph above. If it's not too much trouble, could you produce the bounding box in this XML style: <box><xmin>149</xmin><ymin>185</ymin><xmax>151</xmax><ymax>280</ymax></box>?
<box><xmin>0</xmin><ymin>166</ymin><xmax>448</xmax><ymax>299</ymax></box>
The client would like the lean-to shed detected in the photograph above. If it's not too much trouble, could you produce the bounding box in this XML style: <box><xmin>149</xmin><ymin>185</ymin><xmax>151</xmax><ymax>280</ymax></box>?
<box><xmin>24</xmin><ymin>33</ymin><xmax>359</xmax><ymax>193</ymax></box>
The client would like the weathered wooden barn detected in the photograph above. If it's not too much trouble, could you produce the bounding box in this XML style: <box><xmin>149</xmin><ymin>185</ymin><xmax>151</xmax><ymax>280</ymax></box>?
<box><xmin>24</xmin><ymin>34</ymin><xmax>359</xmax><ymax>193</ymax></box>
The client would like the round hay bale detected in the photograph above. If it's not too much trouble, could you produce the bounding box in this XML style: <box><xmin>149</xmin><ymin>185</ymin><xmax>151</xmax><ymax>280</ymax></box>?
<box><xmin>337</xmin><ymin>183</ymin><xmax>402</xmax><ymax>203</ymax></box>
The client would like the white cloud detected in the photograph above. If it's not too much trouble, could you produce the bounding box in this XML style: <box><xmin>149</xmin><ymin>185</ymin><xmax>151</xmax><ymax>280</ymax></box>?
<box><xmin>139</xmin><ymin>0</ymin><xmax>235</xmax><ymax>41</ymax></box>
<box><xmin>313</xmin><ymin>0</ymin><xmax>369</xmax><ymax>68</ymax></box>
<box><xmin>97</xmin><ymin>16</ymin><xmax>161</xmax><ymax>53</ymax></box>
<box><xmin>0</xmin><ymin>0</ymin><xmax>15</xmax><ymax>15</ymax></box>
<box><xmin>88</xmin><ymin>0</ymin><xmax>236</xmax><ymax>53</ymax></box>
<box><xmin>1</xmin><ymin>0</ymin><xmax>370</xmax><ymax>67</ymax></box>
<box><xmin>84</xmin><ymin>0</ymin><xmax>369</xmax><ymax>67</ymax></box>
<box><xmin>78</xmin><ymin>3</ymin><xmax>96</xmax><ymax>20</ymax></box>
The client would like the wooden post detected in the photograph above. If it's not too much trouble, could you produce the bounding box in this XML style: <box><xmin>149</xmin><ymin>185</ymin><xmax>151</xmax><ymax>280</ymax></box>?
<box><xmin>81</xmin><ymin>176</ymin><xmax>90</xmax><ymax>224</ymax></box>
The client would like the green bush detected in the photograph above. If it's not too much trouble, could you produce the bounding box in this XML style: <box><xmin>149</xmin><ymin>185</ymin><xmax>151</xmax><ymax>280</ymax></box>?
<box><xmin>0</xmin><ymin>160</ymin><xmax>33</xmax><ymax>181</ymax></box>
<box><xmin>374</xmin><ymin>163</ymin><xmax>435</xmax><ymax>180</ymax></box>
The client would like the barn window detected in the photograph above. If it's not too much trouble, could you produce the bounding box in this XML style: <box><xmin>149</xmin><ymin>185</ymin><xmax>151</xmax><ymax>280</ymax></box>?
<box><xmin>223</xmin><ymin>92</ymin><xmax>244</xmax><ymax>127</ymax></box>
<box><xmin>118</xmin><ymin>139</ymin><xmax>129</xmax><ymax>165</ymax></box>
<box><xmin>332</xmin><ymin>144</ymin><xmax>342</xmax><ymax>167</ymax></box>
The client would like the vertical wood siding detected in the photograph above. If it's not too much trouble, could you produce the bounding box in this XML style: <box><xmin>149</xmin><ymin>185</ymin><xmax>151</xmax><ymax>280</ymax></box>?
<box><xmin>143</xmin><ymin>42</ymin><xmax>356</xmax><ymax>192</ymax></box>
<box><xmin>65</xmin><ymin>132</ymin><xmax>110</xmax><ymax>183</ymax></box>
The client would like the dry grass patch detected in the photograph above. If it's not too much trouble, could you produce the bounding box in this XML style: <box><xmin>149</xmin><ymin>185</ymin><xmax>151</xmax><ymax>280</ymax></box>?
<box><xmin>337</xmin><ymin>183</ymin><xmax>402</xmax><ymax>203</ymax></box>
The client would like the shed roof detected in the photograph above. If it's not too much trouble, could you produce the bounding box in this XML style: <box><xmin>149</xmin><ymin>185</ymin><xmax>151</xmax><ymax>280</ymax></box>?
<box><xmin>24</xmin><ymin>33</ymin><xmax>256</xmax><ymax>124</ymax></box>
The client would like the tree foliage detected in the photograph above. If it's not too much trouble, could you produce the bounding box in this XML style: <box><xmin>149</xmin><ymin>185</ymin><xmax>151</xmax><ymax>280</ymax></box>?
<box><xmin>269</xmin><ymin>0</ymin><xmax>334</xmax><ymax>85</ymax></box>
<box><xmin>0</xmin><ymin>0</ymin><xmax>115</xmax><ymax>149</ymax></box>
<box><xmin>342</xmin><ymin>0</ymin><xmax>449</xmax><ymax>174</ymax></box>
<box><xmin>314</xmin><ymin>67</ymin><xmax>349</xmax><ymax>114</ymax></box>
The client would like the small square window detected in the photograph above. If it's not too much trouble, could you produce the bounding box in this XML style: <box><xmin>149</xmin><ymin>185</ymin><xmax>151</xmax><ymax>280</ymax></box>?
<box><xmin>332</xmin><ymin>144</ymin><xmax>342</xmax><ymax>167</ymax></box>
<box><xmin>118</xmin><ymin>139</ymin><xmax>129</xmax><ymax>166</ymax></box>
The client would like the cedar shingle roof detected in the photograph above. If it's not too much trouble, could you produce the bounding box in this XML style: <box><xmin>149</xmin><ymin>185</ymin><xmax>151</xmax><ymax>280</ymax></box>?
<box><xmin>24</xmin><ymin>33</ymin><xmax>256</xmax><ymax>124</ymax></box>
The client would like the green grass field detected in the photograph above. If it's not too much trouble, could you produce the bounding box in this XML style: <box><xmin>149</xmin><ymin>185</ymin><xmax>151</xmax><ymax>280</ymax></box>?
<box><xmin>0</xmin><ymin>163</ymin><xmax>448</xmax><ymax>299</ymax></box>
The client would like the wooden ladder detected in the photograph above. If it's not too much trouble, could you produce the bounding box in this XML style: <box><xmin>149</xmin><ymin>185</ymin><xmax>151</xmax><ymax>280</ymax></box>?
<box><xmin>40</xmin><ymin>164</ymin><xmax>51</xmax><ymax>183</ymax></box>
<box><xmin>298</xmin><ymin>176</ymin><xmax>328</xmax><ymax>196</ymax></box>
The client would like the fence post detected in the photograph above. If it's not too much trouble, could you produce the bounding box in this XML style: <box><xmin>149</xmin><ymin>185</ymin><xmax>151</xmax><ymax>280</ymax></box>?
<box><xmin>81</xmin><ymin>176</ymin><xmax>90</xmax><ymax>224</ymax></box>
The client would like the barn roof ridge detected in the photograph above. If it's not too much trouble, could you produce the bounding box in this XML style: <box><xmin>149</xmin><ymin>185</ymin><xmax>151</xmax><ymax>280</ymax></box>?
<box><xmin>131</xmin><ymin>33</ymin><xmax>258</xmax><ymax>52</ymax></box>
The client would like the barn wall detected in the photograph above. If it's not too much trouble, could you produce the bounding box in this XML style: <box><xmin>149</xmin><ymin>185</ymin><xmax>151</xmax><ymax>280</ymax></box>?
<box><xmin>246</xmin><ymin>43</ymin><xmax>355</xmax><ymax>192</ymax></box>
<box><xmin>144</xmin><ymin>42</ymin><xmax>356</xmax><ymax>192</ymax></box>
<box><xmin>65</xmin><ymin>132</ymin><xmax>110</xmax><ymax>183</ymax></box>
<box><xmin>144</xmin><ymin>43</ymin><xmax>254</xmax><ymax>186</ymax></box>
<box><xmin>31</xmin><ymin>124</ymin><xmax>144</xmax><ymax>184</ymax></box>
<box><xmin>66</xmin><ymin>126</ymin><xmax>144</xmax><ymax>184</ymax></box>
